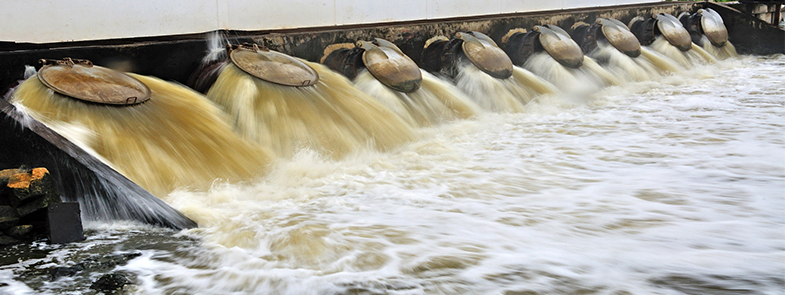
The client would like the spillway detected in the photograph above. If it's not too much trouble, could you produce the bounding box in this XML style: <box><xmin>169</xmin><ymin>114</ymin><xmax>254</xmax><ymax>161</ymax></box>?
<box><xmin>0</xmin><ymin>1</ymin><xmax>783</xmax><ymax>294</ymax></box>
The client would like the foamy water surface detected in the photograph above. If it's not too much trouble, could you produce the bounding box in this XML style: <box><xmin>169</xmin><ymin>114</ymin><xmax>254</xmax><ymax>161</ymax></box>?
<box><xmin>1</xmin><ymin>55</ymin><xmax>784</xmax><ymax>294</ymax></box>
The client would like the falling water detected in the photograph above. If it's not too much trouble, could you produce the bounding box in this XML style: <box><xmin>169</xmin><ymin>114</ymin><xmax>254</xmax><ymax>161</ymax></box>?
<box><xmin>202</xmin><ymin>31</ymin><xmax>229</xmax><ymax>64</ymax></box>
<box><xmin>353</xmin><ymin>69</ymin><xmax>482</xmax><ymax>127</ymax></box>
<box><xmin>3</xmin><ymin>102</ymin><xmax>196</xmax><ymax>229</ymax></box>
<box><xmin>206</xmin><ymin>62</ymin><xmax>416</xmax><ymax>158</ymax></box>
<box><xmin>649</xmin><ymin>36</ymin><xmax>694</xmax><ymax>66</ymax></box>
<box><xmin>589</xmin><ymin>42</ymin><xmax>662</xmax><ymax>82</ymax></box>
<box><xmin>639</xmin><ymin>46</ymin><xmax>683</xmax><ymax>73</ymax></box>
<box><xmin>691</xmin><ymin>42</ymin><xmax>719</xmax><ymax>63</ymax></box>
<box><xmin>700</xmin><ymin>35</ymin><xmax>739</xmax><ymax>60</ymax></box>
<box><xmin>3</xmin><ymin>51</ymin><xmax>784</xmax><ymax>295</ymax></box>
<box><xmin>454</xmin><ymin>60</ymin><xmax>556</xmax><ymax>112</ymax></box>
<box><xmin>9</xmin><ymin>74</ymin><xmax>272</xmax><ymax>198</ymax></box>
<box><xmin>523</xmin><ymin>52</ymin><xmax>620</xmax><ymax>94</ymax></box>
<box><xmin>1</xmin><ymin>66</ymin><xmax>38</xmax><ymax>101</ymax></box>
<box><xmin>510</xmin><ymin>66</ymin><xmax>559</xmax><ymax>100</ymax></box>
<box><xmin>2</xmin><ymin>17</ymin><xmax>784</xmax><ymax>295</ymax></box>
<box><xmin>22</xmin><ymin>66</ymin><xmax>36</xmax><ymax>79</ymax></box>
<box><xmin>581</xmin><ymin>57</ymin><xmax>623</xmax><ymax>86</ymax></box>
<box><xmin>650</xmin><ymin>36</ymin><xmax>716</xmax><ymax>67</ymax></box>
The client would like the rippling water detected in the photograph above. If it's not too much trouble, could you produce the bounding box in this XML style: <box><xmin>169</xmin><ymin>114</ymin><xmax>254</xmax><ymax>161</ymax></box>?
<box><xmin>2</xmin><ymin>55</ymin><xmax>784</xmax><ymax>295</ymax></box>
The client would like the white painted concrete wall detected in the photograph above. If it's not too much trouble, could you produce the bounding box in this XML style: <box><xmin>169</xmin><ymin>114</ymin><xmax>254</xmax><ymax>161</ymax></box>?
<box><xmin>2</xmin><ymin>0</ymin><xmax>662</xmax><ymax>43</ymax></box>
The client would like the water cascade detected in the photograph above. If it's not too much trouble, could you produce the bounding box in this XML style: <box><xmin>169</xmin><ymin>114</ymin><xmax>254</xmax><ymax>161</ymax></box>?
<box><xmin>324</xmin><ymin>38</ymin><xmax>481</xmax><ymax>127</ymax></box>
<box><xmin>572</xmin><ymin>18</ymin><xmax>665</xmax><ymax>82</ymax></box>
<box><xmin>423</xmin><ymin>32</ymin><xmax>556</xmax><ymax>112</ymax></box>
<box><xmin>9</xmin><ymin>58</ymin><xmax>272</xmax><ymax>199</ymax></box>
<box><xmin>353</xmin><ymin>69</ymin><xmax>482</xmax><ymax>126</ymax></box>
<box><xmin>630</xmin><ymin>14</ymin><xmax>716</xmax><ymax>67</ymax></box>
<box><xmin>3</xmin><ymin>4</ymin><xmax>785</xmax><ymax>294</ymax></box>
<box><xmin>193</xmin><ymin>43</ymin><xmax>416</xmax><ymax>158</ymax></box>
<box><xmin>589</xmin><ymin>44</ymin><xmax>662</xmax><ymax>82</ymax></box>
<box><xmin>502</xmin><ymin>25</ymin><xmax>620</xmax><ymax>93</ymax></box>
<box><xmin>699</xmin><ymin>34</ymin><xmax>738</xmax><ymax>59</ymax></box>
<box><xmin>680</xmin><ymin>8</ymin><xmax>739</xmax><ymax>60</ymax></box>
<box><xmin>650</xmin><ymin>36</ymin><xmax>717</xmax><ymax>67</ymax></box>
<box><xmin>638</xmin><ymin>46</ymin><xmax>683</xmax><ymax>73</ymax></box>
<box><xmin>1</xmin><ymin>9</ymin><xmax>744</xmax><ymax>231</ymax></box>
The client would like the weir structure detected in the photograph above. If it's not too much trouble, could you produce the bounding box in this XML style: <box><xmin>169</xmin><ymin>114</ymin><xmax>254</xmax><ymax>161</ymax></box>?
<box><xmin>0</xmin><ymin>1</ymin><xmax>782</xmax><ymax>229</ymax></box>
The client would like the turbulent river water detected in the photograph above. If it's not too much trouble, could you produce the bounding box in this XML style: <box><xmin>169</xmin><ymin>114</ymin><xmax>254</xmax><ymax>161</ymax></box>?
<box><xmin>1</xmin><ymin>53</ymin><xmax>784</xmax><ymax>294</ymax></box>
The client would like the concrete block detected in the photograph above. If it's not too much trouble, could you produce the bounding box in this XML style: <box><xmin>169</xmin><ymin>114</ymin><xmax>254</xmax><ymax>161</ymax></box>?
<box><xmin>46</xmin><ymin>202</ymin><xmax>84</xmax><ymax>244</ymax></box>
